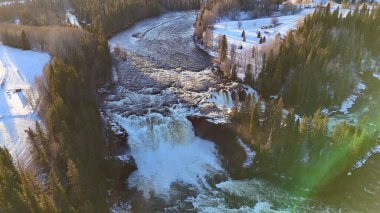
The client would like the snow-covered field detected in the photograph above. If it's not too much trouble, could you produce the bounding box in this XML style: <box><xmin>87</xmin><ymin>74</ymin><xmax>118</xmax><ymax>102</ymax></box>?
<box><xmin>0</xmin><ymin>44</ymin><xmax>50</xmax><ymax>166</ymax></box>
<box><xmin>212</xmin><ymin>9</ymin><xmax>314</xmax><ymax>48</ymax></box>
<box><xmin>211</xmin><ymin>3</ymin><xmax>354</xmax><ymax>51</ymax></box>
<box><xmin>200</xmin><ymin>7</ymin><xmax>317</xmax><ymax>81</ymax></box>
<box><xmin>203</xmin><ymin>3</ymin><xmax>355</xmax><ymax>81</ymax></box>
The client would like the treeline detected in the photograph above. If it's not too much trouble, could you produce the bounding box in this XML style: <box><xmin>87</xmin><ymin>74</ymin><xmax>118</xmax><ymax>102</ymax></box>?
<box><xmin>0</xmin><ymin>24</ymin><xmax>90</xmax><ymax>54</ymax></box>
<box><xmin>257</xmin><ymin>4</ymin><xmax>380</xmax><ymax>113</ymax></box>
<box><xmin>195</xmin><ymin>0</ymin><xmax>282</xmax><ymax>39</ymax></box>
<box><xmin>0</xmin><ymin>147</ymin><xmax>58</xmax><ymax>212</ymax></box>
<box><xmin>0</xmin><ymin>25</ymin><xmax>112</xmax><ymax>211</ymax></box>
<box><xmin>70</xmin><ymin>0</ymin><xmax>201</xmax><ymax>36</ymax></box>
<box><xmin>0</xmin><ymin>0</ymin><xmax>201</xmax><ymax>36</ymax></box>
<box><xmin>230</xmin><ymin>95</ymin><xmax>377</xmax><ymax>189</ymax></box>
<box><xmin>0</xmin><ymin>0</ymin><xmax>66</xmax><ymax>26</ymax></box>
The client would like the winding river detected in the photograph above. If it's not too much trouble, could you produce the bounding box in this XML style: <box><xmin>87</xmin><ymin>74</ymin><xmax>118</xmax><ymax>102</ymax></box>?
<box><xmin>103</xmin><ymin>11</ymin><xmax>380</xmax><ymax>212</ymax></box>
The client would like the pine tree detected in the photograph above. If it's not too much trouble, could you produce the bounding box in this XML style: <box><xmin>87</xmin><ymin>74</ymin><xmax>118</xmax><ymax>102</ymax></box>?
<box><xmin>257</xmin><ymin>31</ymin><xmax>261</xmax><ymax>38</ymax></box>
<box><xmin>325</xmin><ymin>3</ymin><xmax>331</xmax><ymax>16</ymax></box>
<box><xmin>21</xmin><ymin>30</ymin><xmax>31</xmax><ymax>50</ymax></box>
<box><xmin>0</xmin><ymin>148</ymin><xmax>38</xmax><ymax>212</ymax></box>
<box><xmin>244</xmin><ymin>64</ymin><xmax>253</xmax><ymax>86</ymax></box>
<box><xmin>271</xmin><ymin>98</ymin><xmax>284</xmax><ymax>130</ymax></box>
<box><xmin>219</xmin><ymin>35</ymin><xmax>228</xmax><ymax>62</ymax></box>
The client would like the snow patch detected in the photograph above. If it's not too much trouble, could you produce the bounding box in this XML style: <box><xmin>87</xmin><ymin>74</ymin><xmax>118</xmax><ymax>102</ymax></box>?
<box><xmin>348</xmin><ymin>145</ymin><xmax>380</xmax><ymax>176</ymax></box>
<box><xmin>340</xmin><ymin>82</ymin><xmax>366</xmax><ymax>114</ymax></box>
<box><xmin>111</xmin><ymin>201</ymin><xmax>132</xmax><ymax>213</ymax></box>
<box><xmin>373</xmin><ymin>72</ymin><xmax>380</xmax><ymax>80</ymax></box>
<box><xmin>66</xmin><ymin>9</ymin><xmax>81</xmax><ymax>28</ymax></box>
<box><xmin>236</xmin><ymin>138</ymin><xmax>256</xmax><ymax>168</ymax></box>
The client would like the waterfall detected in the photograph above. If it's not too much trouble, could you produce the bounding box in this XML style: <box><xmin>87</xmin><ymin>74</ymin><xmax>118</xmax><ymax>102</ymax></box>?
<box><xmin>113</xmin><ymin>107</ymin><xmax>223</xmax><ymax>198</ymax></box>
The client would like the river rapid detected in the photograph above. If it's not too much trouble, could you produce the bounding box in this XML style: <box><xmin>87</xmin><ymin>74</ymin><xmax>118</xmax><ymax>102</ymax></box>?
<box><xmin>102</xmin><ymin>11</ymin><xmax>380</xmax><ymax>212</ymax></box>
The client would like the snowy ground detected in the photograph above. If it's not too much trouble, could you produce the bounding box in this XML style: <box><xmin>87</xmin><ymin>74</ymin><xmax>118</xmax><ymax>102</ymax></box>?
<box><xmin>203</xmin><ymin>3</ymin><xmax>355</xmax><ymax>81</ymax></box>
<box><xmin>212</xmin><ymin>8</ymin><xmax>315</xmax><ymax>49</ymax></box>
<box><xmin>0</xmin><ymin>44</ymin><xmax>50</xmax><ymax>166</ymax></box>
<box><xmin>211</xmin><ymin>3</ymin><xmax>355</xmax><ymax>50</ymax></box>
<box><xmin>236</xmin><ymin>138</ymin><xmax>256</xmax><ymax>168</ymax></box>
<box><xmin>348</xmin><ymin>145</ymin><xmax>380</xmax><ymax>176</ymax></box>
<box><xmin>339</xmin><ymin>82</ymin><xmax>367</xmax><ymax>115</ymax></box>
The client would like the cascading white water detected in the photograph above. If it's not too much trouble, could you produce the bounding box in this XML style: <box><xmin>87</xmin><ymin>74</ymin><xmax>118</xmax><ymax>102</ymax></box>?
<box><xmin>208</xmin><ymin>84</ymin><xmax>259</xmax><ymax>111</ymax></box>
<box><xmin>209</xmin><ymin>90</ymin><xmax>235</xmax><ymax>109</ymax></box>
<box><xmin>113</xmin><ymin>106</ymin><xmax>223</xmax><ymax>198</ymax></box>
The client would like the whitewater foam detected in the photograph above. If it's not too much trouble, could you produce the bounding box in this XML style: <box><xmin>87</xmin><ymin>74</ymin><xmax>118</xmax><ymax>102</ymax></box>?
<box><xmin>188</xmin><ymin>179</ymin><xmax>306</xmax><ymax>213</ymax></box>
<box><xmin>113</xmin><ymin>108</ymin><xmax>223</xmax><ymax>198</ymax></box>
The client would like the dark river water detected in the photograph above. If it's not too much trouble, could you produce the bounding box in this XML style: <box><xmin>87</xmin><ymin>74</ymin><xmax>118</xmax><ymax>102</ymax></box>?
<box><xmin>105</xmin><ymin>11</ymin><xmax>380</xmax><ymax>213</ymax></box>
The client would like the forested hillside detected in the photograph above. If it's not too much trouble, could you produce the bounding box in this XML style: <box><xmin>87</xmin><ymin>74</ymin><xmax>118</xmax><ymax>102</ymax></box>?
<box><xmin>258</xmin><ymin>5</ymin><xmax>380</xmax><ymax>113</ymax></box>
<box><xmin>228</xmin><ymin>4</ymin><xmax>380</xmax><ymax>194</ymax></box>
<box><xmin>0</xmin><ymin>0</ymin><xmax>66</xmax><ymax>26</ymax></box>
<box><xmin>0</xmin><ymin>0</ymin><xmax>201</xmax><ymax>36</ymax></box>
<box><xmin>0</xmin><ymin>24</ymin><xmax>112</xmax><ymax>211</ymax></box>
<box><xmin>0</xmin><ymin>147</ymin><xmax>55</xmax><ymax>212</ymax></box>
<box><xmin>230</xmin><ymin>95</ymin><xmax>377</xmax><ymax>190</ymax></box>
<box><xmin>70</xmin><ymin>0</ymin><xmax>201</xmax><ymax>36</ymax></box>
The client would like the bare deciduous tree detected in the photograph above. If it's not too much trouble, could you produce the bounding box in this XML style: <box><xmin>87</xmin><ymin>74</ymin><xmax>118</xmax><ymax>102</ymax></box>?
<box><xmin>237</xmin><ymin>21</ymin><xmax>242</xmax><ymax>29</ymax></box>
<box><xmin>271</xmin><ymin>17</ymin><xmax>279</xmax><ymax>26</ymax></box>
<box><xmin>230</xmin><ymin>44</ymin><xmax>237</xmax><ymax>64</ymax></box>
<box><xmin>204</xmin><ymin>28</ymin><xmax>214</xmax><ymax>49</ymax></box>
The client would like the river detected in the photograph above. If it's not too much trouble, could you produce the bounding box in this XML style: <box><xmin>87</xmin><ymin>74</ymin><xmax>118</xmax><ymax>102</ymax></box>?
<box><xmin>103</xmin><ymin>11</ymin><xmax>380</xmax><ymax>212</ymax></box>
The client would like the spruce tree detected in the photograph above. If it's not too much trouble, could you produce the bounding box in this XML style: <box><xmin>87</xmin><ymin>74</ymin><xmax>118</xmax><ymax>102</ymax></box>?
<box><xmin>244</xmin><ymin>64</ymin><xmax>253</xmax><ymax>86</ymax></box>
<box><xmin>219</xmin><ymin>35</ymin><xmax>228</xmax><ymax>62</ymax></box>
<box><xmin>0</xmin><ymin>148</ymin><xmax>39</xmax><ymax>212</ymax></box>
<box><xmin>257</xmin><ymin>31</ymin><xmax>261</xmax><ymax>38</ymax></box>
<box><xmin>21</xmin><ymin>30</ymin><xmax>31</xmax><ymax>50</ymax></box>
